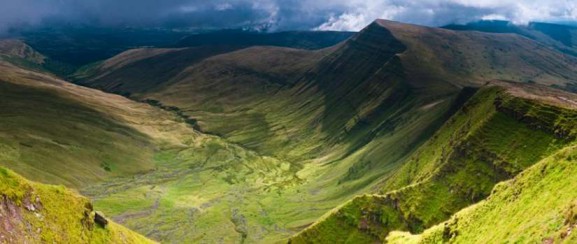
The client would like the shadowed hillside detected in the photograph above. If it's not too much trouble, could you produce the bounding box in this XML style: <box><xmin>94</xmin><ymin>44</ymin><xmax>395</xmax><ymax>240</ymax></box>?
<box><xmin>73</xmin><ymin>46</ymin><xmax>244</xmax><ymax>94</ymax></box>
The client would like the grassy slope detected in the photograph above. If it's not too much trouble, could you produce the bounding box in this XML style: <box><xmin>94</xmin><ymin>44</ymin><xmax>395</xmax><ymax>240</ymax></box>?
<box><xmin>290</xmin><ymin>83</ymin><xmax>577</xmax><ymax>243</ymax></box>
<box><xmin>388</xmin><ymin>144</ymin><xmax>577</xmax><ymax>243</ymax></box>
<box><xmin>0</xmin><ymin>55</ymin><xmax>163</xmax><ymax>187</ymax></box>
<box><xmin>0</xmin><ymin>167</ymin><xmax>154</xmax><ymax>243</ymax></box>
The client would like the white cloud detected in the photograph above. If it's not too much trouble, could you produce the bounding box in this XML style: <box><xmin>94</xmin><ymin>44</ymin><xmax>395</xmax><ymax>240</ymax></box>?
<box><xmin>313</xmin><ymin>0</ymin><xmax>577</xmax><ymax>31</ymax></box>
<box><xmin>315</xmin><ymin>3</ymin><xmax>405</xmax><ymax>31</ymax></box>
<box><xmin>316</xmin><ymin>13</ymin><xmax>368</xmax><ymax>31</ymax></box>
<box><xmin>481</xmin><ymin>14</ymin><xmax>508</xmax><ymax>21</ymax></box>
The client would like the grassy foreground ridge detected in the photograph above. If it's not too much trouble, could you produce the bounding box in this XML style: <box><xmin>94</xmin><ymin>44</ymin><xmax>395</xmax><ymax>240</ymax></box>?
<box><xmin>0</xmin><ymin>167</ymin><xmax>154</xmax><ymax>243</ymax></box>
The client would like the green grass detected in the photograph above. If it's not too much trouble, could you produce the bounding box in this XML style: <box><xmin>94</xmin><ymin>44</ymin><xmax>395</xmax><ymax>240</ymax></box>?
<box><xmin>82</xmin><ymin>140</ymin><xmax>305</xmax><ymax>242</ymax></box>
<box><xmin>0</xmin><ymin>167</ymin><xmax>154</xmax><ymax>243</ymax></box>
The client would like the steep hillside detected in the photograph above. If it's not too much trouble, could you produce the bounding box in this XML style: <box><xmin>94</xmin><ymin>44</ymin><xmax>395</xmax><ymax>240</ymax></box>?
<box><xmin>76</xmin><ymin>25</ymin><xmax>470</xmax><ymax>243</ymax></box>
<box><xmin>0</xmin><ymin>58</ymin><xmax>159</xmax><ymax>186</ymax></box>
<box><xmin>388</xmin><ymin>145</ymin><xmax>577</xmax><ymax>243</ymax></box>
<box><xmin>0</xmin><ymin>167</ymin><xmax>153</xmax><ymax>243</ymax></box>
<box><xmin>77</xmin><ymin>21</ymin><xmax>459</xmax><ymax>161</ymax></box>
<box><xmin>290</xmin><ymin>81</ymin><xmax>577</xmax><ymax>243</ymax></box>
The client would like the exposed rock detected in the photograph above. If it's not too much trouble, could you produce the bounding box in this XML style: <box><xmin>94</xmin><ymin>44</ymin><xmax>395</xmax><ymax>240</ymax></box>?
<box><xmin>95</xmin><ymin>211</ymin><xmax>109</xmax><ymax>227</ymax></box>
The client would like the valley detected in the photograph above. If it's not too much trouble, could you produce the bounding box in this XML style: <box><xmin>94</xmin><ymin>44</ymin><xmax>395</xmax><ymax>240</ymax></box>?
<box><xmin>1</xmin><ymin>18</ymin><xmax>577</xmax><ymax>243</ymax></box>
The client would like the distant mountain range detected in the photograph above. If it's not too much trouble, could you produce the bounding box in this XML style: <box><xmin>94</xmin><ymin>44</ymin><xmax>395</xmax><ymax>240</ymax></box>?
<box><xmin>444</xmin><ymin>20</ymin><xmax>577</xmax><ymax>56</ymax></box>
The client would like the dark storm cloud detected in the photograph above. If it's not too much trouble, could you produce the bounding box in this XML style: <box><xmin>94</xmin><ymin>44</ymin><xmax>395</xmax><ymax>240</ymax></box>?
<box><xmin>0</xmin><ymin>0</ymin><xmax>575</xmax><ymax>32</ymax></box>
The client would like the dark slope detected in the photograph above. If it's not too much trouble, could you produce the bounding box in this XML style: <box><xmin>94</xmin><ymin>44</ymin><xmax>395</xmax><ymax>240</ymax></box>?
<box><xmin>531</xmin><ymin>22</ymin><xmax>577</xmax><ymax>47</ymax></box>
<box><xmin>71</xmin><ymin>31</ymin><xmax>351</xmax><ymax>95</ymax></box>
<box><xmin>19</xmin><ymin>27</ymin><xmax>193</xmax><ymax>75</ymax></box>
<box><xmin>20</xmin><ymin>26</ymin><xmax>191</xmax><ymax>65</ymax></box>
<box><xmin>72</xmin><ymin>46</ymin><xmax>243</xmax><ymax>95</ymax></box>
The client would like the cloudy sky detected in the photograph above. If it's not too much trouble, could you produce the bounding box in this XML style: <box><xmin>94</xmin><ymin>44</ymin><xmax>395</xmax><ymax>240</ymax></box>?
<box><xmin>0</xmin><ymin>0</ymin><xmax>576</xmax><ymax>32</ymax></box>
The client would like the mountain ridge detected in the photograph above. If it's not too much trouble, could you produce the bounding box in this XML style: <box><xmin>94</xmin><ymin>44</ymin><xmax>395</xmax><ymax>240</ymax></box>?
<box><xmin>290</xmin><ymin>80</ymin><xmax>577</xmax><ymax>242</ymax></box>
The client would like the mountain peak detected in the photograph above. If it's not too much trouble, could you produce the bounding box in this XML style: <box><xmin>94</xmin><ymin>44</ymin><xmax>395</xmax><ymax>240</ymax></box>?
<box><xmin>359</xmin><ymin>19</ymin><xmax>577</xmax><ymax>89</ymax></box>
<box><xmin>375</xmin><ymin>19</ymin><xmax>453</xmax><ymax>34</ymax></box>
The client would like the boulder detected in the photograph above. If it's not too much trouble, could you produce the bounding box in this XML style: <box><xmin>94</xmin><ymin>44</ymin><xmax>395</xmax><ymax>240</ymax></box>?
<box><xmin>94</xmin><ymin>211</ymin><xmax>108</xmax><ymax>227</ymax></box>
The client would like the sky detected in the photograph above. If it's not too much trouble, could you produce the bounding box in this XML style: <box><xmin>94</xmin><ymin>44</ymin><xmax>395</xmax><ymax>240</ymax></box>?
<box><xmin>0</xmin><ymin>0</ymin><xmax>576</xmax><ymax>33</ymax></box>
